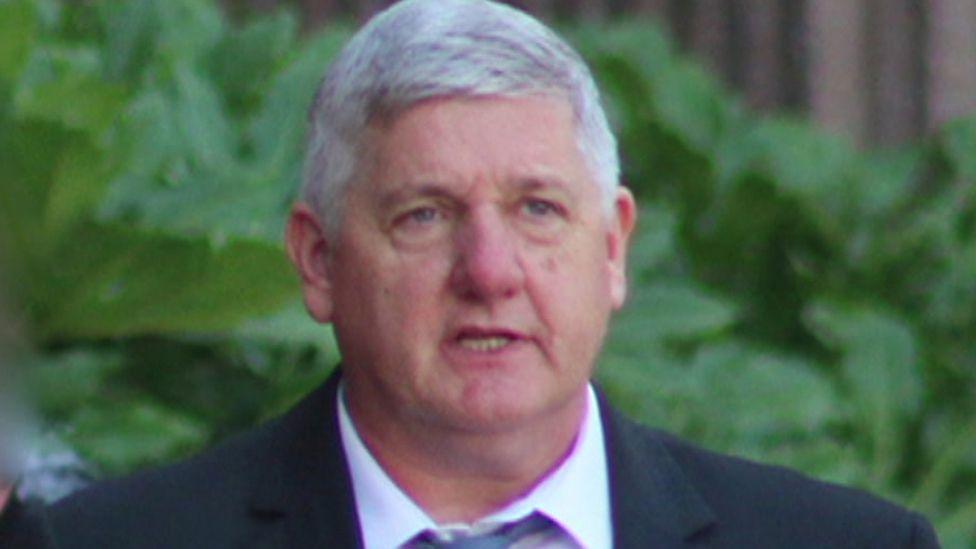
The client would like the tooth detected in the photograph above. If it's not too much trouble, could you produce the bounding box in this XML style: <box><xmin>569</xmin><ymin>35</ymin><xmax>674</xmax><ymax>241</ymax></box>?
<box><xmin>459</xmin><ymin>336</ymin><xmax>511</xmax><ymax>351</ymax></box>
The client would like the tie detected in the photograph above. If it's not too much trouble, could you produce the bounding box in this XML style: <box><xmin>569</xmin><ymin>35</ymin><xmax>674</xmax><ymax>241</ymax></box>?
<box><xmin>406</xmin><ymin>511</ymin><xmax>556</xmax><ymax>548</ymax></box>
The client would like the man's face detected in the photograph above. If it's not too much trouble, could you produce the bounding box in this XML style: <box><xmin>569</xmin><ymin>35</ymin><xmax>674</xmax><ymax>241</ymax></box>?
<box><xmin>291</xmin><ymin>96</ymin><xmax>634</xmax><ymax>433</ymax></box>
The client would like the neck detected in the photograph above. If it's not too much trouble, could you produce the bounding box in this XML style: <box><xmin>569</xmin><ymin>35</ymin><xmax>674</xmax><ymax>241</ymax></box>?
<box><xmin>344</xmin><ymin>386</ymin><xmax>588</xmax><ymax>524</ymax></box>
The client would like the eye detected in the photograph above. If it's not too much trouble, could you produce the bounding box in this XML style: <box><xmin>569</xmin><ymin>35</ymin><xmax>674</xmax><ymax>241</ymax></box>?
<box><xmin>522</xmin><ymin>199</ymin><xmax>562</xmax><ymax>218</ymax></box>
<box><xmin>407</xmin><ymin>207</ymin><xmax>439</xmax><ymax>224</ymax></box>
<box><xmin>516</xmin><ymin>196</ymin><xmax>570</xmax><ymax>242</ymax></box>
<box><xmin>390</xmin><ymin>204</ymin><xmax>452</xmax><ymax>243</ymax></box>
<box><xmin>393</xmin><ymin>205</ymin><xmax>443</xmax><ymax>228</ymax></box>
<box><xmin>386</xmin><ymin>194</ymin><xmax>458</xmax><ymax>247</ymax></box>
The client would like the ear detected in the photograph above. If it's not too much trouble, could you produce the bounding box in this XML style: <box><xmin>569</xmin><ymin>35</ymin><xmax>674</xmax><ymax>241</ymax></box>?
<box><xmin>607</xmin><ymin>186</ymin><xmax>637</xmax><ymax>310</ymax></box>
<box><xmin>286</xmin><ymin>202</ymin><xmax>335</xmax><ymax>324</ymax></box>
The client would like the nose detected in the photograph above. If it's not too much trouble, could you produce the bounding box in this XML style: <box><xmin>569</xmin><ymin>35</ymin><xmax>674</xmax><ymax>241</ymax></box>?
<box><xmin>450</xmin><ymin>207</ymin><xmax>525</xmax><ymax>302</ymax></box>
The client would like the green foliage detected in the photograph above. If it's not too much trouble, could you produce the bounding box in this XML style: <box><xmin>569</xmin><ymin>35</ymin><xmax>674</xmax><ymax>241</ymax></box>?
<box><xmin>1</xmin><ymin>2</ymin><xmax>974</xmax><ymax>546</ymax></box>
<box><xmin>0</xmin><ymin>0</ymin><xmax>340</xmax><ymax>476</ymax></box>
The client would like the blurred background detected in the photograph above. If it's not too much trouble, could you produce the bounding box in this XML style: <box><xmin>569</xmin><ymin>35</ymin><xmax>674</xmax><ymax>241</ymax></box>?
<box><xmin>227</xmin><ymin>0</ymin><xmax>976</xmax><ymax>146</ymax></box>
<box><xmin>0</xmin><ymin>0</ymin><xmax>974</xmax><ymax>546</ymax></box>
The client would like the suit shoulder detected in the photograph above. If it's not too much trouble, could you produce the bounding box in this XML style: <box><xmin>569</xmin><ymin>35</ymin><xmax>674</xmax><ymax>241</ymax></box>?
<box><xmin>0</xmin><ymin>498</ymin><xmax>57</xmax><ymax>549</ymax></box>
<box><xmin>48</xmin><ymin>416</ymin><xmax>282</xmax><ymax>549</ymax></box>
<box><xmin>48</xmin><ymin>375</ymin><xmax>342</xmax><ymax>549</ymax></box>
<box><xmin>646</xmin><ymin>426</ymin><xmax>939</xmax><ymax>547</ymax></box>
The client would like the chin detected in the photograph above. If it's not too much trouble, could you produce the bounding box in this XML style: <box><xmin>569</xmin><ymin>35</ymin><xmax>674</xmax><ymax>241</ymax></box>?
<box><xmin>446</xmin><ymin>384</ymin><xmax>576</xmax><ymax>433</ymax></box>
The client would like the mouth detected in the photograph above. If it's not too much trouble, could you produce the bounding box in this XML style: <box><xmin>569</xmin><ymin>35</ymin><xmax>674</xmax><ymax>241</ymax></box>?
<box><xmin>452</xmin><ymin>327</ymin><xmax>525</xmax><ymax>353</ymax></box>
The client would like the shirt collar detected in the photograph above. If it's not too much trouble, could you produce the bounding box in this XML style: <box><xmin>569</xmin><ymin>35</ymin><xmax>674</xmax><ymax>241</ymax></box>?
<box><xmin>337</xmin><ymin>384</ymin><xmax>611</xmax><ymax>548</ymax></box>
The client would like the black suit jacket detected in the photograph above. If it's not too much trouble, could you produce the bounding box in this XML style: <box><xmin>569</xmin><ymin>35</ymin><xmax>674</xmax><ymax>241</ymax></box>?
<box><xmin>0</xmin><ymin>495</ymin><xmax>57</xmax><ymax>549</ymax></box>
<box><xmin>49</xmin><ymin>371</ymin><xmax>939</xmax><ymax>548</ymax></box>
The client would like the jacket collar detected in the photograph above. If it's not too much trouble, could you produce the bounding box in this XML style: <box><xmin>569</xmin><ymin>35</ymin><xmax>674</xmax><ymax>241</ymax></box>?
<box><xmin>246</xmin><ymin>369</ymin><xmax>363</xmax><ymax>548</ymax></box>
<box><xmin>597</xmin><ymin>387</ymin><xmax>717</xmax><ymax>548</ymax></box>
<box><xmin>242</xmin><ymin>370</ymin><xmax>714</xmax><ymax>548</ymax></box>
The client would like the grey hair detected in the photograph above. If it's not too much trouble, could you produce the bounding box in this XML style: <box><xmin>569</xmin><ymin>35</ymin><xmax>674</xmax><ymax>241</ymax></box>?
<box><xmin>301</xmin><ymin>0</ymin><xmax>620</xmax><ymax>235</ymax></box>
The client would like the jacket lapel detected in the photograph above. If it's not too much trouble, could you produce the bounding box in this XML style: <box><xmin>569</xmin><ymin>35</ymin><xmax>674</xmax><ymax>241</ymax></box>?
<box><xmin>237</xmin><ymin>371</ymin><xmax>715</xmax><ymax>548</ymax></box>
<box><xmin>598</xmin><ymin>389</ymin><xmax>716</xmax><ymax>548</ymax></box>
<box><xmin>244</xmin><ymin>370</ymin><xmax>363</xmax><ymax>548</ymax></box>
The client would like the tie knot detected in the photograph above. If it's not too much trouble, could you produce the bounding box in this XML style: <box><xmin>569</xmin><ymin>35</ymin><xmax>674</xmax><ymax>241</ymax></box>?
<box><xmin>406</xmin><ymin>511</ymin><xmax>556</xmax><ymax>548</ymax></box>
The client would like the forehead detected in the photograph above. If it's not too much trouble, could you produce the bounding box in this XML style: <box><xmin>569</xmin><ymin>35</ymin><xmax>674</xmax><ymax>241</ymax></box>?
<box><xmin>357</xmin><ymin>96</ymin><xmax>593</xmax><ymax>196</ymax></box>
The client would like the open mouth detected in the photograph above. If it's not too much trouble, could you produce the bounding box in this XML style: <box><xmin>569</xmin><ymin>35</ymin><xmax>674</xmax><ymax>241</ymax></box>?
<box><xmin>453</xmin><ymin>328</ymin><xmax>522</xmax><ymax>352</ymax></box>
<box><xmin>457</xmin><ymin>335</ymin><xmax>513</xmax><ymax>352</ymax></box>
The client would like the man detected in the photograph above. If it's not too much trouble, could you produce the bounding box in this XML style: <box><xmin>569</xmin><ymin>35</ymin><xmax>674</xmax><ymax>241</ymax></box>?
<box><xmin>50</xmin><ymin>0</ymin><xmax>939</xmax><ymax>547</ymax></box>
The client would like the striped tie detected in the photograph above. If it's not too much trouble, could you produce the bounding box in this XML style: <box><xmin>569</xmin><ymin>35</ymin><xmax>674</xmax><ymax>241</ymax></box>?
<box><xmin>406</xmin><ymin>511</ymin><xmax>556</xmax><ymax>548</ymax></box>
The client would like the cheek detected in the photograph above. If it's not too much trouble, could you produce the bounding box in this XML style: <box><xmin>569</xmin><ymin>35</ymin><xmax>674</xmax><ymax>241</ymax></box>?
<box><xmin>543</xmin><ymin>255</ymin><xmax>558</xmax><ymax>272</ymax></box>
<box><xmin>529</xmin><ymin>246</ymin><xmax>598</xmax><ymax>319</ymax></box>
<box><xmin>548</xmin><ymin>234</ymin><xmax>611</xmax><ymax>292</ymax></box>
<box><xmin>383</xmin><ymin>254</ymin><xmax>453</xmax><ymax>322</ymax></box>
<box><xmin>538</xmin><ymin>240</ymin><xmax>615</xmax><ymax>326</ymax></box>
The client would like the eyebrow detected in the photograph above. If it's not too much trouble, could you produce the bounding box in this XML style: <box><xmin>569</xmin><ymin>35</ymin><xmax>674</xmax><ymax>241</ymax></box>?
<box><xmin>511</xmin><ymin>175</ymin><xmax>574</xmax><ymax>194</ymax></box>
<box><xmin>376</xmin><ymin>183</ymin><xmax>455</xmax><ymax>211</ymax></box>
<box><xmin>376</xmin><ymin>174</ymin><xmax>577</xmax><ymax>210</ymax></box>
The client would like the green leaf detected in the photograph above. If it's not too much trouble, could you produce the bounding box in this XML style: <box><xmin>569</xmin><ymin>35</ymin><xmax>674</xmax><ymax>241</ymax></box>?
<box><xmin>569</xmin><ymin>20</ymin><xmax>673</xmax><ymax>84</ymax></box>
<box><xmin>99</xmin><ymin>69</ymin><xmax>286</xmax><ymax>241</ymax></box>
<box><xmin>43</xmin><ymin>138</ymin><xmax>116</xmax><ymax>241</ymax></box>
<box><xmin>743</xmin><ymin>118</ymin><xmax>857</xmax><ymax>200</ymax></box>
<box><xmin>941</xmin><ymin>116</ymin><xmax>976</xmax><ymax>181</ymax></box>
<box><xmin>653</xmin><ymin>60</ymin><xmax>738</xmax><ymax>153</ymax></box>
<box><xmin>628</xmin><ymin>203</ymin><xmax>678</xmax><ymax>276</ymax></box>
<box><xmin>32</xmin><ymin>223</ymin><xmax>298</xmax><ymax>340</ymax></box>
<box><xmin>806</xmin><ymin>302</ymin><xmax>922</xmax><ymax>414</ymax></box>
<box><xmin>154</xmin><ymin>0</ymin><xmax>224</xmax><ymax>66</ymax></box>
<box><xmin>574</xmin><ymin>21</ymin><xmax>725</xmax><ymax>205</ymax></box>
<box><xmin>210</xmin><ymin>9</ymin><xmax>298</xmax><ymax>114</ymax></box>
<box><xmin>98</xmin><ymin>0</ymin><xmax>155</xmax><ymax>80</ymax></box>
<box><xmin>687</xmin><ymin>343</ymin><xmax>838</xmax><ymax>439</ymax></box>
<box><xmin>805</xmin><ymin>301</ymin><xmax>922</xmax><ymax>480</ymax></box>
<box><xmin>0</xmin><ymin>120</ymin><xmax>94</xmax><ymax>284</ymax></box>
<box><xmin>924</xmin><ymin>244</ymin><xmax>976</xmax><ymax>329</ymax></box>
<box><xmin>26</xmin><ymin>349</ymin><xmax>123</xmax><ymax>417</ymax></box>
<box><xmin>98</xmin><ymin>0</ymin><xmax>224</xmax><ymax>75</ymax></box>
<box><xmin>99</xmin><ymin>167</ymin><xmax>287</xmax><ymax>242</ymax></box>
<box><xmin>914</xmin><ymin>415</ymin><xmax>976</xmax><ymax>511</ymax></box>
<box><xmin>610</xmin><ymin>280</ymin><xmax>736</xmax><ymax>351</ymax></box>
<box><xmin>937</xmin><ymin>498</ymin><xmax>976</xmax><ymax>549</ymax></box>
<box><xmin>589</xmin><ymin>22</ymin><xmax>733</xmax><ymax>150</ymax></box>
<box><xmin>757</xmin><ymin>437</ymin><xmax>865</xmax><ymax>487</ymax></box>
<box><xmin>108</xmin><ymin>87</ymin><xmax>182</xmax><ymax>178</ymax></box>
<box><xmin>597</xmin><ymin>347</ymin><xmax>684</xmax><ymax>427</ymax></box>
<box><xmin>601</xmin><ymin>342</ymin><xmax>848</xmax><ymax>483</ymax></box>
<box><xmin>0</xmin><ymin>0</ymin><xmax>39</xmax><ymax>80</ymax></box>
<box><xmin>679</xmin><ymin>344</ymin><xmax>852</xmax><ymax>484</ymax></box>
<box><xmin>248</xmin><ymin>25</ymin><xmax>352</xmax><ymax>170</ymax></box>
<box><xmin>232</xmin><ymin>299</ymin><xmax>337</xmax><ymax>351</ymax></box>
<box><xmin>13</xmin><ymin>46</ymin><xmax>127</xmax><ymax>134</ymax></box>
<box><xmin>853</xmin><ymin>148</ymin><xmax>922</xmax><ymax>219</ymax></box>
<box><xmin>171</xmin><ymin>63</ymin><xmax>237</xmax><ymax>172</ymax></box>
<box><xmin>66</xmin><ymin>399</ymin><xmax>208</xmax><ymax>475</ymax></box>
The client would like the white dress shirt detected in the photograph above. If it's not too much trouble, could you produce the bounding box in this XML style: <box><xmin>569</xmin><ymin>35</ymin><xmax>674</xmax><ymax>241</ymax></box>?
<box><xmin>337</xmin><ymin>384</ymin><xmax>612</xmax><ymax>548</ymax></box>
